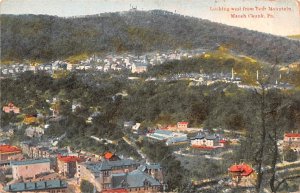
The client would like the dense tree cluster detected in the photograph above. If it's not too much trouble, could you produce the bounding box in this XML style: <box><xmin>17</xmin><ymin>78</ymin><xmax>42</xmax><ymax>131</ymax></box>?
<box><xmin>1</xmin><ymin>68</ymin><xmax>300</xmax><ymax>191</ymax></box>
<box><xmin>2</xmin><ymin>10</ymin><xmax>300</xmax><ymax>63</ymax></box>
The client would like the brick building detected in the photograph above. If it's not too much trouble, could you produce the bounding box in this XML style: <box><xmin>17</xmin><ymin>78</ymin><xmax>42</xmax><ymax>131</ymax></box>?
<box><xmin>57</xmin><ymin>155</ymin><xmax>81</xmax><ymax>178</ymax></box>
<box><xmin>78</xmin><ymin>159</ymin><xmax>163</xmax><ymax>193</ymax></box>
<box><xmin>78</xmin><ymin>159</ymin><xmax>139</xmax><ymax>191</ymax></box>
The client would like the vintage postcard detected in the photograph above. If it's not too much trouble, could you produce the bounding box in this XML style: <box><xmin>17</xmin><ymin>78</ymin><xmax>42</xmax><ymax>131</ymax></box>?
<box><xmin>1</xmin><ymin>0</ymin><xmax>300</xmax><ymax>193</ymax></box>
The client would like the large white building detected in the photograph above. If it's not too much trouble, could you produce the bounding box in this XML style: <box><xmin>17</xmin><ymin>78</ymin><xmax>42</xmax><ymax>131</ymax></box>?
<box><xmin>147</xmin><ymin>130</ymin><xmax>188</xmax><ymax>146</ymax></box>
<box><xmin>190</xmin><ymin>132</ymin><xmax>226</xmax><ymax>149</ymax></box>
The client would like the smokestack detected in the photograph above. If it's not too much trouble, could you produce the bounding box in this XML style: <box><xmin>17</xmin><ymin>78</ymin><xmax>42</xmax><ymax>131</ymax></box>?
<box><xmin>231</xmin><ymin>68</ymin><xmax>234</xmax><ymax>80</ymax></box>
<box><xmin>256</xmin><ymin>70</ymin><xmax>259</xmax><ymax>81</ymax></box>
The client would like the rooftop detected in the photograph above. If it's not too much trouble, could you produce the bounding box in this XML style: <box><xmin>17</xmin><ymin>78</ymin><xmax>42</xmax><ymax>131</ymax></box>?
<box><xmin>285</xmin><ymin>133</ymin><xmax>300</xmax><ymax>138</ymax></box>
<box><xmin>177</xmin><ymin>122</ymin><xmax>188</xmax><ymax>125</ymax></box>
<box><xmin>0</xmin><ymin>145</ymin><xmax>21</xmax><ymax>154</ymax></box>
<box><xmin>104</xmin><ymin>152</ymin><xmax>113</xmax><ymax>160</ymax></box>
<box><xmin>154</xmin><ymin>129</ymin><xmax>173</xmax><ymax>136</ymax></box>
<box><xmin>4</xmin><ymin>179</ymin><xmax>67</xmax><ymax>192</ymax></box>
<box><xmin>11</xmin><ymin>158</ymin><xmax>50</xmax><ymax>166</ymax></box>
<box><xmin>103</xmin><ymin>189</ymin><xmax>128</xmax><ymax>193</ymax></box>
<box><xmin>228</xmin><ymin>163</ymin><xmax>254</xmax><ymax>176</ymax></box>
<box><xmin>83</xmin><ymin>159</ymin><xmax>138</xmax><ymax>172</ymax></box>
<box><xmin>138</xmin><ymin>163</ymin><xmax>161</xmax><ymax>172</ymax></box>
<box><xmin>57</xmin><ymin>155</ymin><xmax>80</xmax><ymax>163</ymax></box>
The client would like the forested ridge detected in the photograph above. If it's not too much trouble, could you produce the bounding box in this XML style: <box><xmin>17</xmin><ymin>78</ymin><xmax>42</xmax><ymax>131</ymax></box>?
<box><xmin>1</xmin><ymin>10</ymin><xmax>300</xmax><ymax>63</ymax></box>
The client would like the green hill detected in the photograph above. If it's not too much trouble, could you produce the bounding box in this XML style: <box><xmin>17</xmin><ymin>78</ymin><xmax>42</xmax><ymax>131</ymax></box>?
<box><xmin>1</xmin><ymin>10</ymin><xmax>300</xmax><ymax>63</ymax></box>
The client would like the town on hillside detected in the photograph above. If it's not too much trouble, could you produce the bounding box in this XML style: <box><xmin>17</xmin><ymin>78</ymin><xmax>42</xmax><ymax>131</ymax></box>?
<box><xmin>1</xmin><ymin>4</ymin><xmax>300</xmax><ymax>193</ymax></box>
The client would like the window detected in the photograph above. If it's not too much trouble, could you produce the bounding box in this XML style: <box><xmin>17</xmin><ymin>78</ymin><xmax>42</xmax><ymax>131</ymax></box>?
<box><xmin>103</xmin><ymin>171</ymin><xmax>110</xmax><ymax>177</ymax></box>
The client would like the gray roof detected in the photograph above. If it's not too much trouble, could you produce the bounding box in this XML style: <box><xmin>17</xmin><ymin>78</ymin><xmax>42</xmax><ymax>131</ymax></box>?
<box><xmin>191</xmin><ymin>132</ymin><xmax>205</xmax><ymax>140</ymax></box>
<box><xmin>4</xmin><ymin>179</ymin><xmax>67</xmax><ymax>192</ymax></box>
<box><xmin>11</xmin><ymin>159</ymin><xmax>50</xmax><ymax>166</ymax></box>
<box><xmin>112</xmin><ymin>170</ymin><xmax>161</xmax><ymax>189</ymax></box>
<box><xmin>206</xmin><ymin>134</ymin><xmax>218</xmax><ymax>140</ymax></box>
<box><xmin>138</xmin><ymin>163</ymin><xmax>161</xmax><ymax>172</ymax></box>
<box><xmin>191</xmin><ymin>133</ymin><xmax>220</xmax><ymax>140</ymax></box>
<box><xmin>166</xmin><ymin>136</ymin><xmax>188</xmax><ymax>144</ymax></box>
<box><xmin>154</xmin><ymin>130</ymin><xmax>173</xmax><ymax>136</ymax></box>
<box><xmin>84</xmin><ymin>159</ymin><xmax>139</xmax><ymax>172</ymax></box>
<box><xmin>148</xmin><ymin>133</ymin><xmax>167</xmax><ymax>140</ymax></box>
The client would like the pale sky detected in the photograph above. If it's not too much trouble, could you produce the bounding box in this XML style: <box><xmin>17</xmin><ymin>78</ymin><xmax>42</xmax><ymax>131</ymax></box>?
<box><xmin>1</xmin><ymin>0</ymin><xmax>300</xmax><ymax>36</ymax></box>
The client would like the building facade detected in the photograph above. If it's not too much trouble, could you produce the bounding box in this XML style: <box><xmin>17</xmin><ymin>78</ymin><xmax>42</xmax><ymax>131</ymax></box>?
<box><xmin>78</xmin><ymin>159</ymin><xmax>140</xmax><ymax>191</ymax></box>
<box><xmin>0</xmin><ymin>145</ymin><xmax>22</xmax><ymax>161</ymax></box>
<box><xmin>11</xmin><ymin>159</ymin><xmax>51</xmax><ymax>180</ymax></box>
<box><xmin>57</xmin><ymin>155</ymin><xmax>81</xmax><ymax>178</ymax></box>
<box><xmin>228</xmin><ymin>163</ymin><xmax>256</xmax><ymax>187</ymax></box>
<box><xmin>283</xmin><ymin>133</ymin><xmax>300</xmax><ymax>152</ymax></box>
<box><xmin>190</xmin><ymin>133</ymin><xmax>225</xmax><ymax>149</ymax></box>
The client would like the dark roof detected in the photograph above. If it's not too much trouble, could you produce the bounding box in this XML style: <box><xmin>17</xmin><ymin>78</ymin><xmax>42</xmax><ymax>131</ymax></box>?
<box><xmin>112</xmin><ymin>170</ymin><xmax>161</xmax><ymax>188</ymax></box>
<box><xmin>4</xmin><ymin>179</ymin><xmax>67</xmax><ymax>192</ymax></box>
<box><xmin>84</xmin><ymin>159</ymin><xmax>139</xmax><ymax>172</ymax></box>
<box><xmin>206</xmin><ymin>134</ymin><xmax>218</xmax><ymax>140</ymax></box>
<box><xmin>191</xmin><ymin>133</ymin><xmax>205</xmax><ymax>140</ymax></box>
<box><xmin>191</xmin><ymin>133</ymin><xmax>220</xmax><ymax>140</ymax></box>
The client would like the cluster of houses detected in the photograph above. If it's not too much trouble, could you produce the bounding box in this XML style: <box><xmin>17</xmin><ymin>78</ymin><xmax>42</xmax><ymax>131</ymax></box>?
<box><xmin>0</xmin><ymin>49</ymin><xmax>206</xmax><ymax>77</ymax></box>
<box><xmin>143</xmin><ymin>122</ymin><xmax>228</xmax><ymax>149</ymax></box>
<box><xmin>0</xmin><ymin>143</ymin><xmax>165</xmax><ymax>193</ymax></box>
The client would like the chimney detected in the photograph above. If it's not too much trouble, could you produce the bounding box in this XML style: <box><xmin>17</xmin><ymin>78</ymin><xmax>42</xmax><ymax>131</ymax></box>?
<box><xmin>256</xmin><ymin>70</ymin><xmax>259</xmax><ymax>81</ymax></box>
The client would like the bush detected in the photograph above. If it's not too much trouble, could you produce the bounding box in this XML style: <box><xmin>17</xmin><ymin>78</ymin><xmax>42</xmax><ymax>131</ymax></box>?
<box><xmin>80</xmin><ymin>180</ymin><xmax>94</xmax><ymax>193</ymax></box>
<box><xmin>284</xmin><ymin>149</ymin><xmax>298</xmax><ymax>162</ymax></box>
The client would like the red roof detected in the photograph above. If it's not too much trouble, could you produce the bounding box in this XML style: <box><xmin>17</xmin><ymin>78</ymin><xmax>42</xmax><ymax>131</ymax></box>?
<box><xmin>285</xmin><ymin>133</ymin><xmax>300</xmax><ymax>138</ymax></box>
<box><xmin>8</xmin><ymin>103</ymin><xmax>15</xmax><ymax>107</ymax></box>
<box><xmin>228</xmin><ymin>163</ymin><xmax>254</xmax><ymax>176</ymax></box>
<box><xmin>219</xmin><ymin>139</ymin><xmax>227</xmax><ymax>143</ymax></box>
<box><xmin>0</xmin><ymin>145</ymin><xmax>22</xmax><ymax>154</ymax></box>
<box><xmin>178</xmin><ymin>122</ymin><xmax>189</xmax><ymax>125</ymax></box>
<box><xmin>104</xmin><ymin>152</ymin><xmax>113</xmax><ymax>160</ymax></box>
<box><xmin>57</xmin><ymin>155</ymin><xmax>80</xmax><ymax>163</ymax></box>
<box><xmin>102</xmin><ymin>189</ymin><xmax>128</xmax><ymax>193</ymax></box>
<box><xmin>191</xmin><ymin>145</ymin><xmax>218</xmax><ymax>150</ymax></box>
